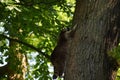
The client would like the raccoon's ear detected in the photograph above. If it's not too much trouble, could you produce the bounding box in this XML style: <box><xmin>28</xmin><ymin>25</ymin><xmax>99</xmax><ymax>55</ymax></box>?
<box><xmin>70</xmin><ymin>24</ymin><xmax>78</xmax><ymax>37</ymax></box>
<box><xmin>65</xmin><ymin>24</ymin><xmax>78</xmax><ymax>38</ymax></box>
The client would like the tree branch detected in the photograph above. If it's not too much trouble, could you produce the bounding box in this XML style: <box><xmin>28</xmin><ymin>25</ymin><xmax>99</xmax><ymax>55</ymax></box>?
<box><xmin>0</xmin><ymin>34</ymin><xmax>50</xmax><ymax>60</ymax></box>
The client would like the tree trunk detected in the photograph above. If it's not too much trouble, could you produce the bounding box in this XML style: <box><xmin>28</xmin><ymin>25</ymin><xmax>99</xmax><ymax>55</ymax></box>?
<box><xmin>0</xmin><ymin>40</ymin><xmax>27</xmax><ymax>80</ymax></box>
<box><xmin>7</xmin><ymin>40</ymin><xmax>27</xmax><ymax>80</ymax></box>
<box><xmin>65</xmin><ymin>0</ymin><xmax>120</xmax><ymax>80</ymax></box>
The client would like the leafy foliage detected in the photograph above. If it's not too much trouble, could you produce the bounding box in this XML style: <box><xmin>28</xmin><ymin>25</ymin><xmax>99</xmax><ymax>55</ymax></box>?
<box><xmin>108</xmin><ymin>44</ymin><xmax>120</xmax><ymax>65</ymax></box>
<box><xmin>108</xmin><ymin>44</ymin><xmax>120</xmax><ymax>80</ymax></box>
<box><xmin>0</xmin><ymin>0</ymin><xmax>75</xmax><ymax>79</ymax></box>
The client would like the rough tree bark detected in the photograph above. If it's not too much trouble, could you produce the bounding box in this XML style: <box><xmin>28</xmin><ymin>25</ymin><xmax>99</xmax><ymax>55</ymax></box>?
<box><xmin>65</xmin><ymin>0</ymin><xmax>120</xmax><ymax>80</ymax></box>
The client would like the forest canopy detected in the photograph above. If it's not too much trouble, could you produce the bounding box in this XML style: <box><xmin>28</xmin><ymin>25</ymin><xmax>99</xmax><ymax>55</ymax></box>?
<box><xmin>0</xmin><ymin>0</ymin><xmax>75</xmax><ymax>79</ymax></box>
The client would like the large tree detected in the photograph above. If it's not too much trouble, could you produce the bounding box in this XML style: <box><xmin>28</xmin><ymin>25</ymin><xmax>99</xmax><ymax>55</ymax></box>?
<box><xmin>0</xmin><ymin>0</ymin><xmax>120</xmax><ymax>80</ymax></box>
<box><xmin>65</xmin><ymin>0</ymin><xmax>120</xmax><ymax>80</ymax></box>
